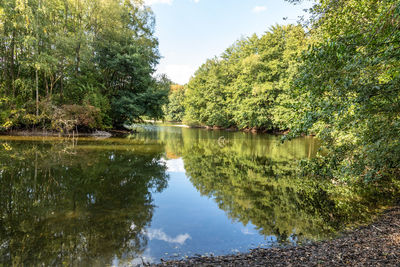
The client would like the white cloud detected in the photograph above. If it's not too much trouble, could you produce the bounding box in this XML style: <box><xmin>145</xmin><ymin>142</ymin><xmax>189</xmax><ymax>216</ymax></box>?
<box><xmin>193</xmin><ymin>0</ymin><xmax>200</xmax><ymax>3</ymax></box>
<box><xmin>252</xmin><ymin>6</ymin><xmax>267</xmax><ymax>13</ymax></box>
<box><xmin>145</xmin><ymin>0</ymin><xmax>173</xmax><ymax>5</ymax></box>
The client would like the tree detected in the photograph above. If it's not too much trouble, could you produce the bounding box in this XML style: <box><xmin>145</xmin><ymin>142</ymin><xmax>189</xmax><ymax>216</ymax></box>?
<box><xmin>287</xmin><ymin>0</ymin><xmax>400</xmax><ymax>183</ymax></box>
<box><xmin>0</xmin><ymin>0</ymin><xmax>167</xmax><ymax>131</ymax></box>
<box><xmin>183</xmin><ymin>25</ymin><xmax>307</xmax><ymax>131</ymax></box>
<box><xmin>163</xmin><ymin>84</ymin><xmax>186</xmax><ymax>122</ymax></box>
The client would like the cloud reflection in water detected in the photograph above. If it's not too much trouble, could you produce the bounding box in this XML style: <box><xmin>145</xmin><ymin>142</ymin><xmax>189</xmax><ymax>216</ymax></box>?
<box><xmin>145</xmin><ymin>228</ymin><xmax>191</xmax><ymax>245</ymax></box>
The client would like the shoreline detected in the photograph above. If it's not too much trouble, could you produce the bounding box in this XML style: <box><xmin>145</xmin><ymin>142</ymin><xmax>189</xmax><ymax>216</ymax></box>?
<box><xmin>0</xmin><ymin>129</ymin><xmax>140</xmax><ymax>138</ymax></box>
<box><xmin>165</xmin><ymin>122</ymin><xmax>291</xmax><ymax>135</ymax></box>
<box><xmin>0</xmin><ymin>124</ymin><xmax>290</xmax><ymax>137</ymax></box>
<box><xmin>0</xmin><ymin>129</ymin><xmax>114</xmax><ymax>137</ymax></box>
<box><xmin>155</xmin><ymin>206</ymin><xmax>400</xmax><ymax>266</ymax></box>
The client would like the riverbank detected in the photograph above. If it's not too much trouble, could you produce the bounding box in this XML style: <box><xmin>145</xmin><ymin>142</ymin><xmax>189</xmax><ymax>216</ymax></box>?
<box><xmin>163</xmin><ymin>121</ymin><xmax>290</xmax><ymax>134</ymax></box>
<box><xmin>195</xmin><ymin>125</ymin><xmax>289</xmax><ymax>135</ymax></box>
<box><xmin>156</xmin><ymin>206</ymin><xmax>400</xmax><ymax>266</ymax></box>
<box><xmin>0</xmin><ymin>123</ymin><xmax>289</xmax><ymax>137</ymax></box>
<box><xmin>0</xmin><ymin>129</ymin><xmax>114</xmax><ymax>137</ymax></box>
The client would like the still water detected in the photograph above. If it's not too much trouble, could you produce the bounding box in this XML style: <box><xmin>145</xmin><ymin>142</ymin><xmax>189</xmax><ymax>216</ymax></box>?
<box><xmin>0</xmin><ymin>124</ymin><xmax>383</xmax><ymax>265</ymax></box>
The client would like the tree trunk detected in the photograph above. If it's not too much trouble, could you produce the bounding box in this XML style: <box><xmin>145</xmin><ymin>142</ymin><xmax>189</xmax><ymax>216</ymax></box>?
<box><xmin>75</xmin><ymin>43</ymin><xmax>81</xmax><ymax>75</ymax></box>
<box><xmin>60</xmin><ymin>70</ymin><xmax>64</xmax><ymax>102</ymax></box>
<box><xmin>36</xmin><ymin>0</ymin><xmax>41</xmax><ymax>116</ymax></box>
<box><xmin>10</xmin><ymin>29</ymin><xmax>16</xmax><ymax>98</ymax></box>
<box><xmin>36</xmin><ymin>69</ymin><xmax>39</xmax><ymax>116</ymax></box>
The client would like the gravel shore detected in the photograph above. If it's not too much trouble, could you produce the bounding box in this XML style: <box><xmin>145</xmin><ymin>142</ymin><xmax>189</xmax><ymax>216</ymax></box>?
<box><xmin>155</xmin><ymin>206</ymin><xmax>400</xmax><ymax>266</ymax></box>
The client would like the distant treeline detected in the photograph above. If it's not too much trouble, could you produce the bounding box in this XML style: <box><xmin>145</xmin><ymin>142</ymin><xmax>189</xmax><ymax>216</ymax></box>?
<box><xmin>182</xmin><ymin>24</ymin><xmax>306</xmax><ymax>131</ymax></box>
<box><xmin>163</xmin><ymin>0</ymin><xmax>400</xmax><ymax>184</ymax></box>
<box><xmin>1</xmin><ymin>0</ymin><xmax>399</xmax><ymax>184</ymax></box>
<box><xmin>0</xmin><ymin>0</ymin><xmax>169</xmax><ymax>132</ymax></box>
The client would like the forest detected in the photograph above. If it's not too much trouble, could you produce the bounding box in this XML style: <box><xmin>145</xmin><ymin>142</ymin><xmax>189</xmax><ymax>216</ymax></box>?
<box><xmin>164</xmin><ymin>0</ymin><xmax>400</xmax><ymax>185</ymax></box>
<box><xmin>0</xmin><ymin>0</ymin><xmax>169</xmax><ymax>131</ymax></box>
<box><xmin>1</xmin><ymin>0</ymin><xmax>399</xmax><ymax>186</ymax></box>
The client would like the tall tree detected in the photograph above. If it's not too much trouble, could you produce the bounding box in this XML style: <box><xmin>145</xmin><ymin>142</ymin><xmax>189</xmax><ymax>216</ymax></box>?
<box><xmin>184</xmin><ymin>25</ymin><xmax>307</xmax><ymax>130</ymax></box>
<box><xmin>288</xmin><ymin>0</ymin><xmax>400</xmax><ymax>183</ymax></box>
<box><xmin>0</xmin><ymin>0</ymin><xmax>167</xmax><ymax>131</ymax></box>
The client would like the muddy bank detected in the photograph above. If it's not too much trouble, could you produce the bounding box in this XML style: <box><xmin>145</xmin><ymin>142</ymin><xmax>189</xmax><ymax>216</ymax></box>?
<box><xmin>1</xmin><ymin>129</ymin><xmax>114</xmax><ymax>137</ymax></box>
<box><xmin>156</xmin><ymin>206</ymin><xmax>400</xmax><ymax>266</ymax></box>
<box><xmin>182</xmin><ymin>124</ymin><xmax>289</xmax><ymax>134</ymax></box>
<box><xmin>0</xmin><ymin>129</ymin><xmax>138</xmax><ymax>137</ymax></box>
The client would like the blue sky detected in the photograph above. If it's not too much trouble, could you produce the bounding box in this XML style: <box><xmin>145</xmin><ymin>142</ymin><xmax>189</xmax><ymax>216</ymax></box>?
<box><xmin>145</xmin><ymin>0</ymin><xmax>313</xmax><ymax>84</ymax></box>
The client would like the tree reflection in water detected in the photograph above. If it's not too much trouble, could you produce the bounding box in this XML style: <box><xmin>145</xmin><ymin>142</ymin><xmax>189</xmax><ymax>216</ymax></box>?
<box><xmin>160</xmin><ymin>128</ymin><xmax>398</xmax><ymax>244</ymax></box>
<box><xmin>0</xmin><ymin>138</ymin><xmax>169</xmax><ymax>266</ymax></box>
<box><xmin>0</xmin><ymin>127</ymin><xmax>398</xmax><ymax>265</ymax></box>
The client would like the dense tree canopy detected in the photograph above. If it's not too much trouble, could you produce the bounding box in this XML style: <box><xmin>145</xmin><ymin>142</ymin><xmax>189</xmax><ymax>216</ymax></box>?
<box><xmin>182</xmin><ymin>25</ymin><xmax>307</xmax><ymax>130</ymax></box>
<box><xmin>0</xmin><ymin>0</ymin><xmax>168</xmax><ymax>131</ymax></box>
<box><xmin>286</xmin><ymin>0</ymin><xmax>400</xmax><ymax>184</ymax></box>
<box><xmin>163</xmin><ymin>0</ymin><xmax>400</xmax><ymax>186</ymax></box>
<box><xmin>163</xmin><ymin>84</ymin><xmax>186</xmax><ymax>122</ymax></box>
<box><xmin>1</xmin><ymin>0</ymin><xmax>399</xmax><ymax>187</ymax></box>
<box><xmin>154</xmin><ymin>127</ymin><xmax>398</xmax><ymax>242</ymax></box>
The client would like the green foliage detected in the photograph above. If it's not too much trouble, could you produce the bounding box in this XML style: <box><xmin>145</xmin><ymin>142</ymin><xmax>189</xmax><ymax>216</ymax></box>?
<box><xmin>182</xmin><ymin>0</ymin><xmax>400</xmax><ymax>185</ymax></box>
<box><xmin>288</xmin><ymin>0</ymin><xmax>400</xmax><ymax>183</ymax></box>
<box><xmin>50</xmin><ymin>104</ymin><xmax>103</xmax><ymax>132</ymax></box>
<box><xmin>156</xmin><ymin>127</ymin><xmax>398</xmax><ymax>242</ymax></box>
<box><xmin>81</xmin><ymin>84</ymin><xmax>112</xmax><ymax>128</ymax></box>
<box><xmin>183</xmin><ymin>25</ymin><xmax>307</xmax><ymax>130</ymax></box>
<box><xmin>111</xmin><ymin>86</ymin><xmax>169</xmax><ymax>127</ymax></box>
<box><xmin>0</xmin><ymin>0</ymin><xmax>167</xmax><ymax>131</ymax></box>
<box><xmin>163</xmin><ymin>84</ymin><xmax>186</xmax><ymax>122</ymax></box>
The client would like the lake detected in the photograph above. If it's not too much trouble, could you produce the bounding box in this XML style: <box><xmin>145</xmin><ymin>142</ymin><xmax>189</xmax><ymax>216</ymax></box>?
<box><xmin>0</xmin><ymin>124</ymin><xmax>386</xmax><ymax>265</ymax></box>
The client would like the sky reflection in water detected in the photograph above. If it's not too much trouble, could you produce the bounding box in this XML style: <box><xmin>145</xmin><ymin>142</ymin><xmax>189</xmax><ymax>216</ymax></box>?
<box><xmin>1</xmin><ymin>125</ymin><xmax>354</xmax><ymax>266</ymax></box>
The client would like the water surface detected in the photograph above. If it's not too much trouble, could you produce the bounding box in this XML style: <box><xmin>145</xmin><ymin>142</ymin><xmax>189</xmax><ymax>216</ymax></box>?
<box><xmin>0</xmin><ymin>125</ymin><xmax>382</xmax><ymax>265</ymax></box>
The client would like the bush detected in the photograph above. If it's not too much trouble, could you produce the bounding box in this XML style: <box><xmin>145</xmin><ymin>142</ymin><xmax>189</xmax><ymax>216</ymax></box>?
<box><xmin>51</xmin><ymin>105</ymin><xmax>103</xmax><ymax>133</ymax></box>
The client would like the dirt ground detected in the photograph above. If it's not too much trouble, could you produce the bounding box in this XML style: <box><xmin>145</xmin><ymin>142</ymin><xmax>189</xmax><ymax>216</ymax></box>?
<box><xmin>155</xmin><ymin>206</ymin><xmax>400</xmax><ymax>267</ymax></box>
